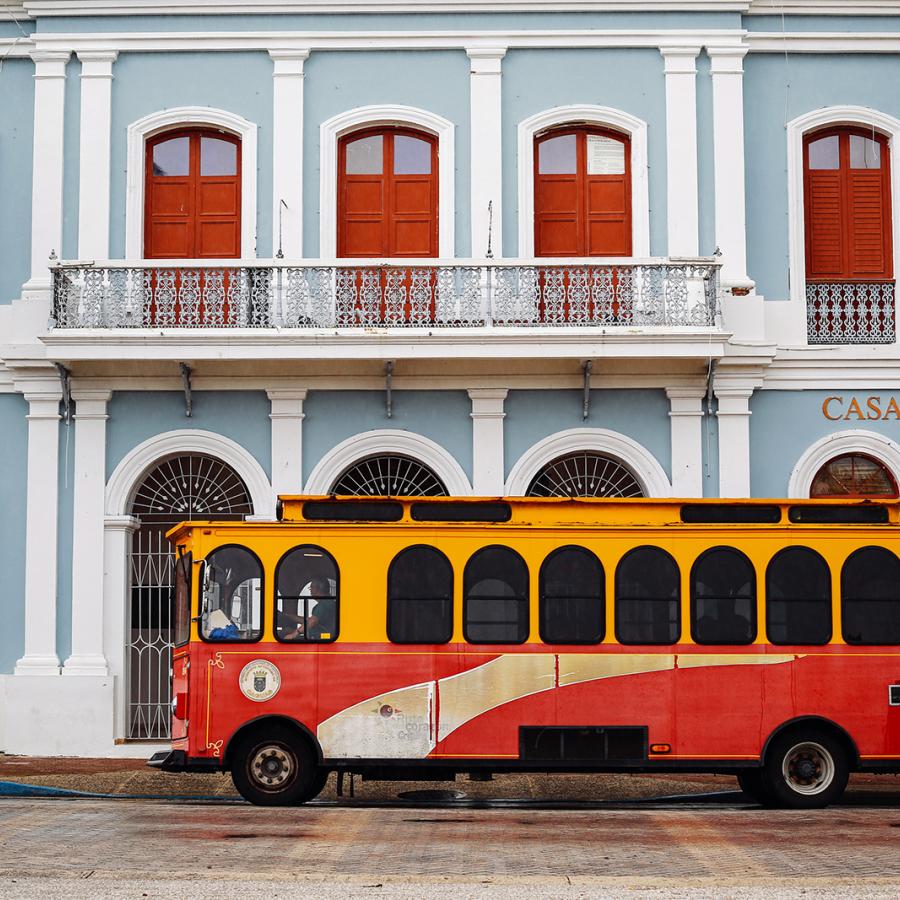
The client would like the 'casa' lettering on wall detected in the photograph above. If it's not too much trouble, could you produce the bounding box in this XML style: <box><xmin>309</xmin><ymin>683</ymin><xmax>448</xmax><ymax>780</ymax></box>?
<box><xmin>822</xmin><ymin>396</ymin><xmax>900</xmax><ymax>421</ymax></box>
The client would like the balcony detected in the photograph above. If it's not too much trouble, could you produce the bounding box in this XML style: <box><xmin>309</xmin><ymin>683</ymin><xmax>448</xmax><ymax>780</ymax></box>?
<box><xmin>42</xmin><ymin>258</ymin><xmax>725</xmax><ymax>363</ymax></box>
<box><xmin>806</xmin><ymin>281</ymin><xmax>896</xmax><ymax>345</ymax></box>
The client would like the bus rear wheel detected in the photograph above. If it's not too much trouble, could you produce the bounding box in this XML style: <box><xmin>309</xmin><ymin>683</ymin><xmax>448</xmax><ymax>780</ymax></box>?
<box><xmin>230</xmin><ymin>725</ymin><xmax>324</xmax><ymax>806</ymax></box>
<box><xmin>761</xmin><ymin>729</ymin><xmax>849</xmax><ymax>809</ymax></box>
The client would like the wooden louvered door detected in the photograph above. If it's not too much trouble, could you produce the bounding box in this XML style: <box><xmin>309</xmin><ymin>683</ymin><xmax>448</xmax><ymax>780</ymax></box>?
<box><xmin>804</xmin><ymin>128</ymin><xmax>893</xmax><ymax>281</ymax></box>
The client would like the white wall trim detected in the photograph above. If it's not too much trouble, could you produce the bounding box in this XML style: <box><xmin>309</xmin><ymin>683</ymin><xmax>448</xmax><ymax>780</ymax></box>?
<box><xmin>305</xmin><ymin>429</ymin><xmax>473</xmax><ymax>495</ymax></box>
<box><xmin>319</xmin><ymin>104</ymin><xmax>455</xmax><ymax>258</ymax></box>
<box><xmin>788</xmin><ymin>429</ymin><xmax>900</xmax><ymax>499</ymax></box>
<box><xmin>504</xmin><ymin>427</ymin><xmax>672</xmax><ymax>497</ymax></box>
<box><xmin>125</xmin><ymin>106</ymin><xmax>258</xmax><ymax>260</ymax></box>
<box><xmin>517</xmin><ymin>105</ymin><xmax>650</xmax><ymax>258</ymax></box>
<box><xmin>105</xmin><ymin>428</ymin><xmax>273</xmax><ymax>517</ymax></box>
<box><xmin>786</xmin><ymin>105</ymin><xmax>900</xmax><ymax>310</ymax></box>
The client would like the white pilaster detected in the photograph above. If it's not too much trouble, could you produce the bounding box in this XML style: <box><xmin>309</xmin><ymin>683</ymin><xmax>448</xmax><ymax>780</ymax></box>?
<box><xmin>76</xmin><ymin>51</ymin><xmax>117</xmax><ymax>261</ymax></box>
<box><xmin>24</xmin><ymin>50</ymin><xmax>70</xmax><ymax>298</ymax></box>
<box><xmin>268</xmin><ymin>389</ymin><xmax>307</xmax><ymax>501</ymax></box>
<box><xmin>270</xmin><ymin>50</ymin><xmax>309</xmax><ymax>258</ymax></box>
<box><xmin>715</xmin><ymin>385</ymin><xmax>754</xmax><ymax>498</ymax></box>
<box><xmin>15</xmin><ymin>378</ymin><xmax>63</xmax><ymax>674</ymax></box>
<box><xmin>661</xmin><ymin>47</ymin><xmax>700</xmax><ymax>258</ymax></box>
<box><xmin>708</xmin><ymin>47</ymin><xmax>752</xmax><ymax>290</ymax></box>
<box><xmin>467</xmin><ymin>48</ymin><xmax>506</xmax><ymax>259</ymax></box>
<box><xmin>469</xmin><ymin>388</ymin><xmax>507</xmax><ymax>495</ymax></box>
<box><xmin>667</xmin><ymin>387</ymin><xmax>705</xmax><ymax>498</ymax></box>
<box><xmin>64</xmin><ymin>389</ymin><xmax>112</xmax><ymax>676</ymax></box>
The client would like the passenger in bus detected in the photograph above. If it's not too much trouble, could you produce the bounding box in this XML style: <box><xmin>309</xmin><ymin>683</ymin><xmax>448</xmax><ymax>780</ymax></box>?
<box><xmin>281</xmin><ymin>578</ymin><xmax>336</xmax><ymax>641</ymax></box>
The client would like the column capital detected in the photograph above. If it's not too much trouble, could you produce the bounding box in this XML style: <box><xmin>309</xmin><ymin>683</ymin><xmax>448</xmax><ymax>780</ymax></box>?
<box><xmin>72</xmin><ymin>389</ymin><xmax>112</xmax><ymax>420</ymax></box>
<box><xmin>466</xmin><ymin>47</ymin><xmax>506</xmax><ymax>74</ymax></box>
<box><xmin>707</xmin><ymin>46</ymin><xmax>748</xmax><ymax>75</ymax></box>
<box><xmin>269</xmin><ymin>48</ymin><xmax>310</xmax><ymax>76</ymax></box>
<box><xmin>77</xmin><ymin>50</ymin><xmax>118</xmax><ymax>78</ymax></box>
<box><xmin>104</xmin><ymin>515</ymin><xmax>140</xmax><ymax>535</ymax></box>
<box><xmin>667</xmin><ymin>388</ymin><xmax>706</xmax><ymax>417</ymax></box>
<box><xmin>469</xmin><ymin>389</ymin><xmax>507</xmax><ymax>420</ymax></box>
<box><xmin>267</xmin><ymin>388</ymin><xmax>307</xmax><ymax>419</ymax></box>
<box><xmin>660</xmin><ymin>46</ymin><xmax>700</xmax><ymax>74</ymax></box>
<box><xmin>30</xmin><ymin>49</ymin><xmax>71</xmax><ymax>77</ymax></box>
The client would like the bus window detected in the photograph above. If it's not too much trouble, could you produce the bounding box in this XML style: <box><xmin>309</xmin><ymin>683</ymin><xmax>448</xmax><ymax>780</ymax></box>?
<box><xmin>464</xmin><ymin>546</ymin><xmax>529</xmax><ymax>644</ymax></box>
<box><xmin>615</xmin><ymin>546</ymin><xmax>680</xmax><ymax>644</ymax></box>
<box><xmin>766</xmin><ymin>547</ymin><xmax>831</xmax><ymax>645</ymax></box>
<box><xmin>387</xmin><ymin>545</ymin><xmax>453</xmax><ymax>643</ymax></box>
<box><xmin>200</xmin><ymin>545</ymin><xmax>262</xmax><ymax>642</ymax></box>
<box><xmin>841</xmin><ymin>546</ymin><xmax>900</xmax><ymax>644</ymax></box>
<box><xmin>690</xmin><ymin>547</ymin><xmax>756</xmax><ymax>645</ymax></box>
<box><xmin>275</xmin><ymin>545</ymin><xmax>339</xmax><ymax>642</ymax></box>
<box><xmin>173</xmin><ymin>550</ymin><xmax>192</xmax><ymax>647</ymax></box>
<box><xmin>539</xmin><ymin>546</ymin><xmax>604</xmax><ymax>644</ymax></box>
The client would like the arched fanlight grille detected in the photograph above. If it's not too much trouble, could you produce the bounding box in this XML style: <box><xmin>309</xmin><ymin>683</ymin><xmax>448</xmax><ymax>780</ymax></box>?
<box><xmin>811</xmin><ymin>453</ymin><xmax>898</xmax><ymax>499</ymax></box>
<box><xmin>331</xmin><ymin>454</ymin><xmax>448</xmax><ymax>497</ymax></box>
<box><xmin>527</xmin><ymin>451</ymin><xmax>644</xmax><ymax>498</ymax></box>
<box><xmin>130</xmin><ymin>454</ymin><xmax>254</xmax><ymax>521</ymax></box>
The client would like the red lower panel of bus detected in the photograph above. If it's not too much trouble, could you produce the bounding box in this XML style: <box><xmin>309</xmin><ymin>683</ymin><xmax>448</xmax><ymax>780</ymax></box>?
<box><xmin>178</xmin><ymin>643</ymin><xmax>900</xmax><ymax>766</ymax></box>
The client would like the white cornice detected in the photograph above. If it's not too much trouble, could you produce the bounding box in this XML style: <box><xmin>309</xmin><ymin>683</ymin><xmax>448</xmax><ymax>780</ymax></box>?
<box><xmin>748</xmin><ymin>0</ymin><xmax>900</xmax><ymax>13</ymax></box>
<box><xmin>749</xmin><ymin>32</ymin><xmax>900</xmax><ymax>52</ymax></box>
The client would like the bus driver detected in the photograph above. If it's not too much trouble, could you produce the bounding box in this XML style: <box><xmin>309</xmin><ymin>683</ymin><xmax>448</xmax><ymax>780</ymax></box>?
<box><xmin>280</xmin><ymin>577</ymin><xmax>336</xmax><ymax>641</ymax></box>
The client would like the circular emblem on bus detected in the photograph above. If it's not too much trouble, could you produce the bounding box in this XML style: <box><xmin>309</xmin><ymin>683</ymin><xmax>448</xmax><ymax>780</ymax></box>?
<box><xmin>239</xmin><ymin>660</ymin><xmax>281</xmax><ymax>703</ymax></box>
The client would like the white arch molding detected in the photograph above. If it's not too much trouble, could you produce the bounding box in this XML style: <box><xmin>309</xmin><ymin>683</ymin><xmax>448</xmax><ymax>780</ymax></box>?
<box><xmin>788</xmin><ymin>429</ymin><xmax>900</xmax><ymax>499</ymax></box>
<box><xmin>305</xmin><ymin>430</ymin><xmax>472</xmax><ymax>496</ymax></box>
<box><xmin>786</xmin><ymin>105</ymin><xmax>900</xmax><ymax>308</ymax></box>
<box><xmin>517</xmin><ymin>105</ymin><xmax>651</xmax><ymax>258</ymax></box>
<box><xmin>505</xmin><ymin>427</ymin><xmax>671</xmax><ymax>498</ymax></box>
<box><xmin>125</xmin><ymin>106</ymin><xmax>259</xmax><ymax>260</ymax></box>
<box><xmin>105</xmin><ymin>429</ymin><xmax>273</xmax><ymax>518</ymax></box>
<box><xmin>319</xmin><ymin>104</ymin><xmax>455</xmax><ymax>258</ymax></box>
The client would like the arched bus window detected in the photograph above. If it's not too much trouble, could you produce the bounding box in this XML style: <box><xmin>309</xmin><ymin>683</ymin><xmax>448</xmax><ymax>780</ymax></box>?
<box><xmin>200</xmin><ymin>545</ymin><xmax>262</xmax><ymax>642</ymax></box>
<box><xmin>766</xmin><ymin>547</ymin><xmax>832</xmax><ymax>645</ymax></box>
<box><xmin>539</xmin><ymin>546</ymin><xmax>604</xmax><ymax>644</ymax></box>
<box><xmin>690</xmin><ymin>547</ymin><xmax>756</xmax><ymax>645</ymax></box>
<box><xmin>388</xmin><ymin>545</ymin><xmax>453</xmax><ymax>644</ymax></box>
<box><xmin>275</xmin><ymin>545</ymin><xmax>339</xmax><ymax>643</ymax></box>
<box><xmin>841</xmin><ymin>546</ymin><xmax>900</xmax><ymax>644</ymax></box>
<box><xmin>614</xmin><ymin>546</ymin><xmax>679</xmax><ymax>644</ymax></box>
<box><xmin>464</xmin><ymin>546</ymin><xmax>529</xmax><ymax>644</ymax></box>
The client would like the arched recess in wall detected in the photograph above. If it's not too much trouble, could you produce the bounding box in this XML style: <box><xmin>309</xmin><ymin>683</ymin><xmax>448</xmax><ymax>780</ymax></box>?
<box><xmin>517</xmin><ymin>105</ymin><xmax>650</xmax><ymax>258</ymax></box>
<box><xmin>319</xmin><ymin>104</ymin><xmax>455</xmax><ymax>258</ymax></box>
<box><xmin>788</xmin><ymin>429</ymin><xmax>900</xmax><ymax>499</ymax></box>
<box><xmin>304</xmin><ymin>429</ymin><xmax>472</xmax><ymax>496</ymax></box>
<box><xmin>505</xmin><ymin>427</ymin><xmax>671</xmax><ymax>497</ymax></box>
<box><xmin>786</xmin><ymin>105</ymin><xmax>900</xmax><ymax>307</ymax></box>
<box><xmin>125</xmin><ymin>106</ymin><xmax>258</xmax><ymax>259</ymax></box>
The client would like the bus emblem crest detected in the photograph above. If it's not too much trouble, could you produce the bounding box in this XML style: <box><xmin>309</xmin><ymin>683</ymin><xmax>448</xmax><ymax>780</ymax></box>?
<box><xmin>239</xmin><ymin>660</ymin><xmax>281</xmax><ymax>702</ymax></box>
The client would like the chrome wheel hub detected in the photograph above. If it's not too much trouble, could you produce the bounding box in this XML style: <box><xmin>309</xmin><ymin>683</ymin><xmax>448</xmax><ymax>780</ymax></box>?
<box><xmin>782</xmin><ymin>741</ymin><xmax>835</xmax><ymax>796</ymax></box>
<box><xmin>250</xmin><ymin>745</ymin><xmax>295</xmax><ymax>790</ymax></box>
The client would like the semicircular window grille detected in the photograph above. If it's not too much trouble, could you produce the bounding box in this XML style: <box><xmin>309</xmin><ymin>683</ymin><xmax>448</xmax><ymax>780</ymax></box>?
<box><xmin>331</xmin><ymin>454</ymin><xmax>448</xmax><ymax>497</ymax></box>
<box><xmin>810</xmin><ymin>453</ymin><xmax>898</xmax><ymax>499</ymax></box>
<box><xmin>527</xmin><ymin>451</ymin><xmax>644</xmax><ymax>498</ymax></box>
<box><xmin>130</xmin><ymin>454</ymin><xmax>254</xmax><ymax>521</ymax></box>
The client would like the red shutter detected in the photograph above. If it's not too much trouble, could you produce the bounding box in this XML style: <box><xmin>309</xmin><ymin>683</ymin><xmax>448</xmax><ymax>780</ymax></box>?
<box><xmin>806</xmin><ymin>170</ymin><xmax>844</xmax><ymax>278</ymax></box>
<box><xmin>848</xmin><ymin>169</ymin><xmax>891</xmax><ymax>277</ymax></box>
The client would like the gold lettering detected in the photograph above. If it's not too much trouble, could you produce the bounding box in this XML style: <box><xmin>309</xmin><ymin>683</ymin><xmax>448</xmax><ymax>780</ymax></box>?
<box><xmin>867</xmin><ymin>396</ymin><xmax>883</xmax><ymax>420</ymax></box>
<box><xmin>823</xmin><ymin>396</ymin><xmax>843</xmax><ymax>420</ymax></box>
<box><xmin>845</xmin><ymin>397</ymin><xmax>865</xmax><ymax>420</ymax></box>
<box><xmin>887</xmin><ymin>397</ymin><xmax>900</xmax><ymax>420</ymax></box>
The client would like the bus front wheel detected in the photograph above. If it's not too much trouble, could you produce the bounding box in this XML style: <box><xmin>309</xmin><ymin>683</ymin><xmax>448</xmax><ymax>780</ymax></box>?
<box><xmin>761</xmin><ymin>729</ymin><xmax>849</xmax><ymax>809</ymax></box>
<box><xmin>230</xmin><ymin>725</ymin><xmax>324</xmax><ymax>806</ymax></box>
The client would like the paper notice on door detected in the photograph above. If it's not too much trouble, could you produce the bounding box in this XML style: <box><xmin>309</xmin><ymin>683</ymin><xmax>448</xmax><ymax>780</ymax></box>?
<box><xmin>587</xmin><ymin>135</ymin><xmax>625</xmax><ymax>175</ymax></box>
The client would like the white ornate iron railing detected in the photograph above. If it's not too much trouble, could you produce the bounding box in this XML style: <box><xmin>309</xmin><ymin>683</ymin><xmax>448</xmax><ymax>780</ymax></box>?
<box><xmin>50</xmin><ymin>258</ymin><xmax>721</xmax><ymax>330</ymax></box>
<box><xmin>807</xmin><ymin>281</ymin><xmax>896</xmax><ymax>345</ymax></box>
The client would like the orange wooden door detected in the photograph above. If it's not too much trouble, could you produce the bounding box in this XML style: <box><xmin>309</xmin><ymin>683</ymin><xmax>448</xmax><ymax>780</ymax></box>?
<box><xmin>534</xmin><ymin>127</ymin><xmax>631</xmax><ymax>258</ymax></box>
<box><xmin>338</xmin><ymin>128</ymin><xmax>438</xmax><ymax>258</ymax></box>
<box><xmin>804</xmin><ymin>128</ymin><xmax>893</xmax><ymax>281</ymax></box>
<box><xmin>145</xmin><ymin>130</ymin><xmax>242</xmax><ymax>259</ymax></box>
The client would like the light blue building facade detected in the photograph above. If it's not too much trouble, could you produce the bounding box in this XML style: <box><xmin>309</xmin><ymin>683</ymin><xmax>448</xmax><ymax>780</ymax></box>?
<box><xmin>2</xmin><ymin>0</ymin><xmax>900</xmax><ymax>755</ymax></box>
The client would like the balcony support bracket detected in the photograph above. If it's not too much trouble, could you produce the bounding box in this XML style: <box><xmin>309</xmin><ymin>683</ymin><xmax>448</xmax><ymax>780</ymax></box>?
<box><xmin>55</xmin><ymin>363</ymin><xmax>72</xmax><ymax>425</ymax></box>
<box><xmin>384</xmin><ymin>361</ymin><xmax>394</xmax><ymax>420</ymax></box>
<box><xmin>582</xmin><ymin>360</ymin><xmax>593</xmax><ymax>421</ymax></box>
<box><xmin>179</xmin><ymin>363</ymin><xmax>193</xmax><ymax>418</ymax></box>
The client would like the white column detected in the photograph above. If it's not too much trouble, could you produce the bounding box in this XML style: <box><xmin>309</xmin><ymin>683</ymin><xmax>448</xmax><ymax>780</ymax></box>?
<box><xmin>667</xmin><ymin>387</ymin><xmax>705</xmax><ymax>498</ymax></box>
<box><xmin>15</xmin><ymin>378</ymin><xmax>63</xmax><ymax>674</ymax></box>
<box><xmin>469</xmin><ymin>389</ymin><xmax>507</xmax><ymax>495</ymax></box>
<box><xmin>715</xmin><ymin>385</ymin><xmax>754</xmax><ymax>498</ymax></box>
<box><xmin>661</xmin><ymin>47</ymin><xmax>700</xmax><ymax>258</ymax></box>
<box><xmin>467</xmin><ymin>48</ymin><xmax>506</xmax><ymax>259</ymax></box>
<box><xmin>23</xmin><ymin>50</ymin><xmax>70</xmax><ymax>297</ymax></box>
<box><xmin>64</xmin><ymin>389</ymin><xmax>112</xmax><ymax>676</ymax></box>
<box><xmin>709</xmin><ymin>47</ymin><xmax>752</xmax><ymax>290</ymax></box>
<box><xmin>77</xmin><ymin>51</ymin><xmax>117</xmax><ymax>260</ymax></box>
<box><xmin>268</xmin><ymin>389</ymin><xmax>307</xmax><ymax>500</ymax></box>
<box><xmin>103</xmin><ymin>515</ymin><xmax>139</xmax><ymax>741</ymax></box>
<box><xmin>270</xmin><ymin>50</ymin><xmax>309</xmax><ymax>259</ymax></box>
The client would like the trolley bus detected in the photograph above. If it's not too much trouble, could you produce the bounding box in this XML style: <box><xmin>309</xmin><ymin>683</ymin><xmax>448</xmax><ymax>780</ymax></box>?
<box><xmin>150</xmin><ymin>496</ymin><xmax>900</xmax><ymax>808</ymax></box>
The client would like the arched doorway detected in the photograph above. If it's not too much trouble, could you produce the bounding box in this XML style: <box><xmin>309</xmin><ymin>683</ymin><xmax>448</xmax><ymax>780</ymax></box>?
<box><xmin>127</xmin><ymin>454</ymin><xmax>253</xmax><ymax>740</ymax></box>
<box><xmin>810</xmin><ymin>452</ymin><xmax>899</xmax><ymax>498</ymax></box>
<box><xmin>526</xmin><ymin>451</ymin><xmax>644</xmax><ymax>498</ymax></box>
<box><xmin>330</xmin><ymin>454</ymin><xmax>448</xmax><ymax>496</ymax></box>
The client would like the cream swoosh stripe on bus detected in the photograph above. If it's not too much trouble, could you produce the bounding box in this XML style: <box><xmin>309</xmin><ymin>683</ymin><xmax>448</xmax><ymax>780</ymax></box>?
<box><xmin>316</xmin><ymin>653</ymin><xmax>799</xmax><ymax>759</ymax></box>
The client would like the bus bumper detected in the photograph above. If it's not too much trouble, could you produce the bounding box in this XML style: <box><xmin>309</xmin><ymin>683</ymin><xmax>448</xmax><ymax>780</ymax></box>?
<box><xmin>148</xmin><ymin>750</ymin><xmax>224</xmax><ymax>773</ymax></box>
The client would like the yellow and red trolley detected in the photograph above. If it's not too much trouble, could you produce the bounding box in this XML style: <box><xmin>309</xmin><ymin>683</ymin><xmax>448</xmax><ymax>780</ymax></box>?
<box><xmin>150</xmin><ymin>496</ymin><xmax>900</xmax><ymax>808</ymax></box>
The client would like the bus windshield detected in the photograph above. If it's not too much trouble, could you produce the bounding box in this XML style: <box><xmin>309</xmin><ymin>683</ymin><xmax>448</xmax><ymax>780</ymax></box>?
<box><xmin>173</xmin><ymin>551</ymin><xmax>192</xmax><ymax>647</ymax></box>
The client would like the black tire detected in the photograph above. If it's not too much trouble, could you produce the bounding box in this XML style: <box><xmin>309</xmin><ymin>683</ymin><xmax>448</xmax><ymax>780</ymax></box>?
<box><xmin>737</xmin><ymin>769</ymin><xmax>771</xmax><ymax>805</ymax></box>
<box><xmin>760</xmin><ymin>728</ymin><xmax>850</xmax><ymax>810</ymax></box>
<box><xmin>230</xmin><ymin>724</ymin><xmax>322</xmax><ymax>806</ymax></box>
